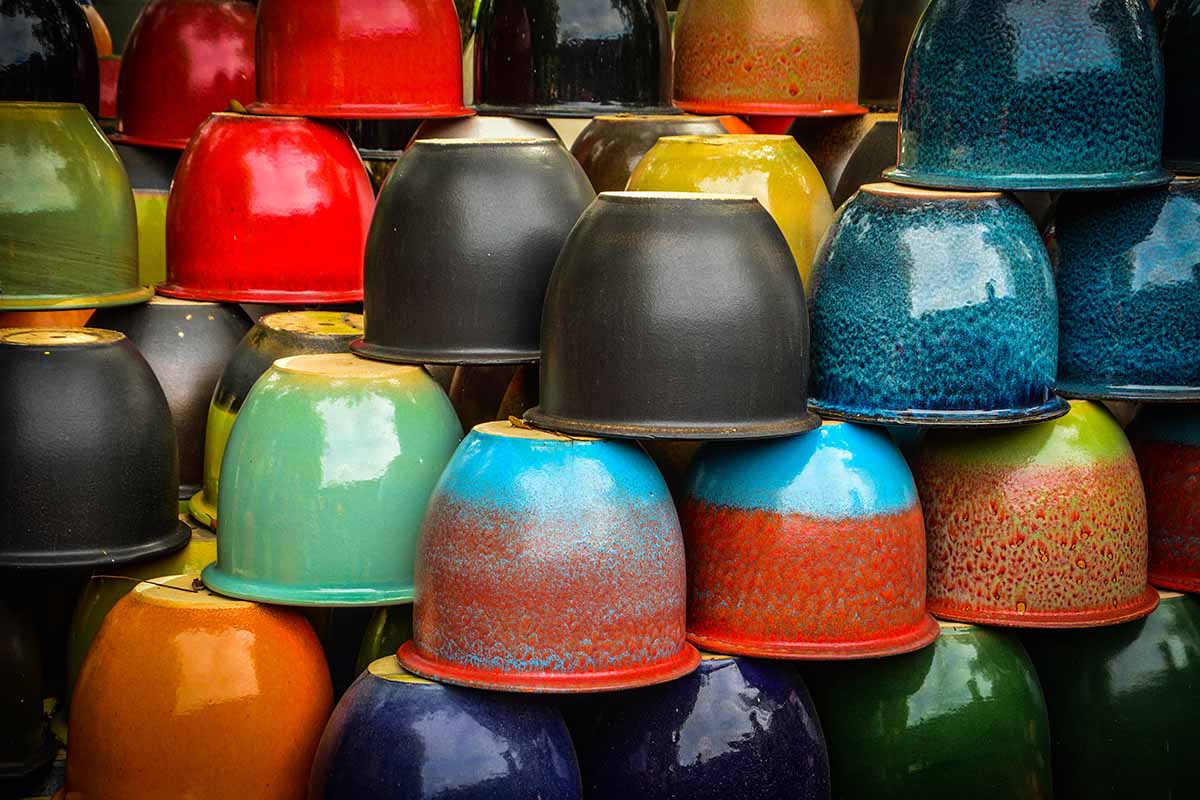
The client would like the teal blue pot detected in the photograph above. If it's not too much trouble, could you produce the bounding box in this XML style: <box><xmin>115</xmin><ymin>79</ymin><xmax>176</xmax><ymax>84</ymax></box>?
<box><xmin>202</xmin><ymin>353</ymin><xmax>463</xmax><ymax>605</ymax></box>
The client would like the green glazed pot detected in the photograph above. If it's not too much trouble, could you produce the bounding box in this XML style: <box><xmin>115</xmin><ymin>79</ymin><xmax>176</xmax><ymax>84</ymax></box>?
<box><xmin>355</xmin><ymin>604</ymin><xmax>414</xmax><ymax>675</ymax></box>
<box><xmin>202</xmin><ymin>353</ymin><xmax>463</xmax><ymax>606</ymax></box>
<box><xmin>0</xmin><ymin>102</ymin><xmax>145</xmax><ymax>310</ymax></box>
<box><xmin>807</xmin><ymin>621</ymin><xmax>1053</xmax><ymax>799</ymax></box>
<box><xmin>1023</xmin><ymin>591</ymin><xmax>1200</xmax><ymax>799</ymax></box>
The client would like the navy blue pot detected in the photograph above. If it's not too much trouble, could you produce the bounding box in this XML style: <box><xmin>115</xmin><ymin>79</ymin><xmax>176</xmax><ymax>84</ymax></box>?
<box><xmin>309</xmin><ymin>656</ymin><xmax>582</xmax><ymax>800</ymax></box>
<box><xmin>569</xmin><ymin>653</ymin><xmax>830</xmax><ymax>799</ymax></box>
<box><xmin>809</xmin><ymin>183</ymin><xmax>1065</xmax><ymax>427</ymax></box>
<box><xmin>1158</xmin><ymin>0</ymin><xmax>1200</xmax><ymax>172</ymax></box>
<box><xmin>886</xmin><ymin>0</ymin><xmax>1169</xmax><ymax>191</ymax></box>
<box><xmin>1055</xmin><ymin>178</ymin><xmax>1200</xmax><ymax>401</ymax></box>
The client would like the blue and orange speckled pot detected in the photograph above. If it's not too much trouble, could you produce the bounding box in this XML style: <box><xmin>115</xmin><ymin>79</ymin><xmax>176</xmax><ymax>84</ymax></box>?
<box><xmin>309</xmin><ymin>656</ymin><xmax>582</xmax><ymax>800</ymax></box>
<box><xmin>397</xmin><ymin>420</ymin><xmax>699</xmax><ymax>693</ymax></box>
<box><xmin>887</xmin><ymin>0</ymin><xmax>1170</xmax><ymax>191</ymax></box>
<box><xmin>809</xmin><ymin>183</ymin><xmax>1066</xmax><ymax>426</ymax></box>
<box><xmin>1157</xmin><ymin>0</ymin><xmax>1200</xmax><ymax>172</ymax></box>
<box><xmin>1055</xmin><ymin>178</ymin><xmax>1200</xmax><ymax>401</ymax></box>
<box><xmin>570</xmin><ymin>653</ymin><xmax>829</xmax><ymax>799</ymax></box>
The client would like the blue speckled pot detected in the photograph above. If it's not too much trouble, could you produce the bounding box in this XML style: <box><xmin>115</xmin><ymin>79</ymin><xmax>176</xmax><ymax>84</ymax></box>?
<box><xmin>1055</xmin><ymin>178</ymin><xmax>1200</xmax><ymax>400</ymax></box>
<box><xmin>309</xmin><ymin>656</ymin><xmax>582</xmax><ymax>800</ymax></box>
<box><xmin>1157</xmin><ymin>0</ymin><xmax>1200</xmax><ymax>172</ymax></box>
<box><xmin>887</xmin><ymin>0</ymin><xmax>1170</xmax><ymax>191</ymax></box>
<box><xmin>569</xmin><ymin>653</ymin><xmax>830</xmax><ymax>799</ymax></box>
<box><xmin>809</xmin><ymin>183</ymin><xmax>1066</xmax><ymax>426</ymax></box>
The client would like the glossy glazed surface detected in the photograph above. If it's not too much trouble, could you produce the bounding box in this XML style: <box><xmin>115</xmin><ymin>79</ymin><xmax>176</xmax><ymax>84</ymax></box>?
<box><xmin>115</xmin><ymin>142</ymin><xmax>177</xmax><ymax>285</ymax></box>
<box><xmin>808</xmin><ymin>622</ymin><xmax>1053</xmax><ymax>799</ymax></box>
<box><xmin>1156</xmin><ymin>0</ymin><xmax>1200</xmax><ymax>171</ymax></box>
<box><xmin>856</xmin><ymin>0</ymin><xmax>930</xmax><ymax>110</ymax></box>
<box><xmin>889</xmin><ymin>0</ymin><xmax>1169</xmax><ymax>190</ymax></box>
<box><xmin>355</xmin><ymin>604</ymin><xmax>413</xmax><ymax>674</ymax></box>
<box><xmin>790</xmin><ymin>112</ymin><xmax>898</xmax><ymax>206</ymax></box>
<box><xmin>1055</xmin><ymin>178</ymin><xmax>1200</xmax><ymax>399</ymax></box>
<box><xmin>0</xmin><ymin>602</ymin><xmax>53</xmax><ymax>778</ymax></box>
<box><xmin>65</xmin><ymin>575</ymin><xmax>333</xmax><ymax>800</ymax></box>
<box><xmin>809</xmin><ymin>183</ymin><xmax>1063</xmax><ymax>425</ymax></box>
<box><xmin>310</xmin><ymin>657</ymin><xmax>582</xmax><ymax>799</ymax></box>
<box><xmin>399</xmin><ymin>421</ymin><xmax>698</xmax><ymax>692</ymax></box>
<box><xmin>98</xmin><ymin>54</ymin><xmax>119</xmax><ymax>121</ymax></box>
<box><xmin>913</xmin><ymin>401</ymin><xmax>1157</xmax><ymax>626</ymax></box>
<box><xmin>412</xmin><ymin>114</ymin><xmax>558</xmax><ymax>144</ymax></box>
<box><xmin>0</xmin><ymin>0</ymin><xmax>98</xmax><ymax>114</ymax></box>
<box><xmin>161</xmin><ymin>114</ymin><xmax>373</xmax><ymax>304</ymax></box>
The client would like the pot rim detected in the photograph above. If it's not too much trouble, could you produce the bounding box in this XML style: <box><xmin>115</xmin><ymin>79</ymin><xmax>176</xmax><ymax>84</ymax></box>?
<box><xmin>109</xmin><ymin>131</ymin><xmax>188</xmax><ymax>150</ymax></box>
<box><xmin>473</xmin><ymin>102</ymin><xmax>683</xmax><ymax>119</ymax></box>
<box><xmin>686</xmin><ymin>614</ymin><xmax>940</xmax><ymax>659</ymax></box>
<box><xmin>157</xmin><ymin>283</ymin><xmax>363</xmax><ymax>305</ymax></box>
<box><xmin>1149</xmin><ymin>573</ymin><xmax>1200</xmax><ymax>594</ymax></box>
<box><xmin>522</xmin><ymin>407</ymin><xmax>823</xmax><ymax>440</ymax></box>
<box><xmin>187</xmin><ymin>490</ymin><xmax>216</xmax><ymax>529</ymax></box>
<box><xmin>349</xmin><ymin>339</ymin><xmax>539</xmax><ymax>366</ymax></box>
<box><xmin>0</xmin><ymin>519</ymin><xmax>190</xmax><ymax>571</ymax></box>
<box><xmin>201</xmin><ymin>564</ymin><xmax>414</xmax><ymax>607</ymax></box>
<box><xmin>884</xmin><ymin>165</ymin><xmax>1174</xmax><ymax>192</ymax></box>
<box><xmin>0</xmin><ymin>731</ymin><xmax>57</xmax><ymax>780</ymax></box>
<box><xmin>247</xmin><ymin>101</ymin><xmax>474</xmax><ymax>119</ymax></box>
<box><xmin>810</xmin><ymin>396</ymin><xmax>1070</xmax><ymax>428</ymax></box>
<box><xmin>928</xmin><ymin>586</ymin><xmax>1160</xmax><ymax>628</ymax></box>
<box><xmin>1056</xmin><ymin>383</ymin><xmax>1200</xmax><ymax>402</ymax></box>
<box><xmin>674</xmin><ymin>99</ymin><xmax>867</xmax><ymax>117</ymax></box>
<box><xmin>0</xmin><ymin>286</ymin><xmax>153</xmax><ymax>312</ymax></box>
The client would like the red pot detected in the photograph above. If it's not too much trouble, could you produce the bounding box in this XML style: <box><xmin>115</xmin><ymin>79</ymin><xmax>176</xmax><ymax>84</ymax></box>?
<box><xmin>112</xmin><ymin>0</ymin><xmax>256</xmax><ymax>150</ymax></box>
<box><xmin>159</xmin><ymin>113</ymin><xmax>373</xmax><ymax>304</ymax></box>
<box><xmin>250</xmin><ymin>0</ymin><xmax>472</xmax><ymax>119</ymax></box>
<box><xmin>98</xmin><ymin>56</ymin><xmax>120</xmax><ymax>122</ymax></box>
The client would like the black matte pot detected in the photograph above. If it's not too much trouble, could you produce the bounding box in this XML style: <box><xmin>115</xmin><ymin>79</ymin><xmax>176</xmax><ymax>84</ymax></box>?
<box><xmin>0</xmin><ymin>0</ymin><xmax>99</xmax><ymax>115</ymax></box>
<box><xmin>89</xmin><ymin>297</ymin><xmax>252</xmax><ymax>501</ymax></box>
<box><xmin>857</xmin><ymin>0</ymin><xmax>931</xmax><ymax>111</ymax></box>
<box><xmin>1158</xmin><ymin>0</ymin><xmax>1200</xmax><ymax>172</ymax></box>
<box><xmin>352</xmin><ymin>139</ymin><xmax>595</xmax><ymax>365</ymax></box>
<box><xmin>791</xmin><ymin>113</ymin><xmax>897</xmax><ymax>207</ymax></box>
<box><xmin>474</xmin><ymin>0</ymin><xmax>675</xmax><ymax>118</ymax></box>
<box><xmin>0</xmin><ymin>601</ymin><xmax>53</xmax><ymax>779</ymax></box>
<box><xmin>412</xmin><ymin>114</ymin><xmax>559</xmax><ymax>143</ymax></box>
<box><xmin>0</xmin><ymin>328</ymin><xmax>188</xmax><ymax>569</ymax></box>
<box><xmin>570</xmin><ymin>114</ymin><xmax>736</xmax><ymax>193</ymax></box>
<box><xmin>525</xmin><ymin>192</ymin><xmax>819</xmax><ymax>439</ymax></box>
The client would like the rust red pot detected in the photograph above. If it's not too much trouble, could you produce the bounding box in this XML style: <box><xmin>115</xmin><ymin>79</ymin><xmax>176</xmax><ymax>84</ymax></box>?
<box><xmin>98</xmin><ymin>56</ymin><xmax>120</xmax><ymax>122</ymax></box>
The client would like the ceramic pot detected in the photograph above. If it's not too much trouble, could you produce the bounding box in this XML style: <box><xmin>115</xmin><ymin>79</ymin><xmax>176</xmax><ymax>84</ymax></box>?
<box><xmin>113</xmin><ymin>143</ymin><xmax>179</xmax><ymax>287</ymax></box>
<box><xmin>808</xmin><ymin>621</ymin><xmax>1053</xmax><ymax>799</ymax></box>
<box><xmin>111</xmin><ymin>0</ymin><xmax>255</xmax><ymax>150</ymax></box>
<box><xmin>412</xmin><ymin>114</ymin><xmax>559</xmax><ymax>143</ymax></box>
<box><xmin>1128</xmin><ymin>406</ymin><xmax>1200</xmax><ymax>592</ymax></box>
<box><xmin>571</xmin><ymin>653</ymin><xmax>830</xmax><ymax>799</ymax></box>
<box><xmin>1023</xmin><ymin>591</ymin><xmax>1200</xmax><ymax>799</ymax></box>
<box><xmin>0</xmin><ymin>328</ymin><xmax>189</xmax><ymax>570</ymax></box>
<box><xmin>526</xmin><ymin>192</ymin><xmax>818</xmax><ymax>439</ymax></box>
<box><xmin>809</xmin><ymin>183</ymin><xmax>1064</xmax><ymax>426</ymax></box>
<box><xmin>252</xmin><ymin>0</ymin><xmax>469</xmax><ymax>118</ymax></box>
<box><xmin>397</xmin><ymin>420</ymin><xmax>699</xmax><ymax>692</ymax></box>
<box><xmin>887</xmin><ymin>0</ymin><xmax>1169</xmax><ymax>190</ymax></box>
<box><xmin>856</xmin><ymin>0</ymin><xmax>930</xmax><ymax>111</ymax></box>
<box><xmin>684</xmin><ymin>422</ymin><xmax>938</xmax><ymax>658</ymax></box>
<box><xmin>627</xmin><ymin>134</ymin><xmax>834</xmax><ymax>286</ymax></box>
<box><xmin>569</xmin><ymin>114</ymin><xmax>749</xmax><ymax>194</ymax></box>
<box><xmin>310</xmin><ymin>656</ymin><xmax>582</xmax><ymax>800</ymax></box>
<box><xmin>1055</xmin><ymin>178</ymin><xmax>1200</xmax><ymax>400</ymax></box>
<box><xmin>353</xmin><ymin>139</ymin><xmax>594</xmax><ymax>365</ymax></box>
<box><xmin>474</xmin><ymin>0</ymin><xmax>674</xmax><ymax>117</ymax></box>
<box><xmin>0</xmin><ymin>0</ymin><xmax>98</xmax><ymax>114</ymax></box>
<box><xmin>355</xmin><ymin>604</ymin><xmax>413</xmax><ymax>675</ymax></box>
<box><xmin>1157</xmin><ymin>0</ymin><xmax>1200</xmax><ymax>171</ymax></box>
<box><xmin>98</xmin><ymin>55</ymin><xmax>119</xmax><ymax>123</ymax></box>
<box><xmin>83</xmin><ymin>2</ymin><xmax>113</xmax><ymax>56</ymax></box>
<box><xmin>159</xmin><ymin>113</ymin><xmax>373</xmax><ymax>305</ymax></box>
<box><xmin>790</xmin><ymin>113</ymin><xmax>898</xmax><ymax>207</ymax></box>
<box><xmin>92</xmin><ymin>0</ymin><xmax>151</xmax><ymax>53</ymax></box>
<box><xmin>673</xmin><ymin>0</ymin><xmax>864</xmax><ymax>118</ymax></box>
<box><xmin>202</xmin><ymin>354</ymin><xmax>462</xmax><ymax>606</ymax></box>
<box><xmin>0</xmin><ymin>103</ymin><xmax>146</xmax><ymax>311</ymax></box>
<box><xmin>64</xmin><ymin>574</ymin><xmax>332</xmax><ymax>800</ymax></box>
<box><xmin>188</xmin><ymin>311</ymin><xmax>363</xmax><ymax>529</ymax></box>
<box><xmin>89</xmin><ymin>297</ymin><xmax>252</xmax><ymax>501</ymax></box>
<box><xmin>913</xmin><ymin>400</ymin><xmax>1158</xmax><ymax>627</ymax></box>
<box><xmin>0</xmin><ymin>602</ymin><xmax>54</xmax><ymax>780</ymax></box>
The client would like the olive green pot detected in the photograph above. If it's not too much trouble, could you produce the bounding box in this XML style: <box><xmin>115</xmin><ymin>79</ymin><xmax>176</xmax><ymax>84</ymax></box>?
<box><xmin>355</xmin><ymin>604</ymin><xmax>414</xmax><ymax>674</ymax></box>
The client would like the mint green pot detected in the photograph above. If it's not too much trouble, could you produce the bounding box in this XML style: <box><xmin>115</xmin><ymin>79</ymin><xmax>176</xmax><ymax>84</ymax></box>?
<box><xmin>202</xmin><ymin>353</ymin><xmax>463</xmax><ymax>606</ymax></box>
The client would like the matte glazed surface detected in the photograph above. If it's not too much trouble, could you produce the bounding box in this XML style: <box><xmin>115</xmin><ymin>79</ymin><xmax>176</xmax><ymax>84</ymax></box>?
<box><xmin>790</xmin><ymin>113</ymin><xmax>898</xmax><ymax>206</ymax></box>
<box><xmin>889</xmin><ymin>0</ymin><xmax>1169</xmax><ymax>190</ymax></box>
<box><xmin>310</xmin><ymin>657</ymin><xmax>582</xmax><ymax>799</ymax></box>
<box><xmin>913</xmin><ymin>401</ymin><xmax>1157</xmax><ymax>626</ymax></box>
<box><xmin>684</xmin><ymin>422</ymin><xmax>938</xmax><ymax>658</ymax></box>
<box><xmin>809</xmin><ymin>183</ymin><xmax>1062</xmax><ymax>425</ymax></box>
<box><xmin>399</xmin><ymin>421</ymin><xmax>698</xmax><ymax>692</ymax></box>
<box><xmin>1156</xmin><ymin>0</ymin><xmax>1200</xmax><ymax>171</ymax></box>
<box><xmin>0</xmin><ymin>602</ymin><xmax>53</xmax><ymax>778</ymax></box>
<box><xmin>0</xmin><ymin>0</ymin><xmax>98</xmax><ymax>114</ymax></box>
<box><xmin>856</xmin><ymin>0</ymin><xmax>930</xmax><ymax>110</ymax></box>
<box><xmin>1055</xmin><ymin>179</ymin><xmax>1200</xmax><ymax>399</ymax></box>
<box><xmin>808</xmin><ymin>622</ymin><xmax>1052</xmax><ymax>799</ymax></box>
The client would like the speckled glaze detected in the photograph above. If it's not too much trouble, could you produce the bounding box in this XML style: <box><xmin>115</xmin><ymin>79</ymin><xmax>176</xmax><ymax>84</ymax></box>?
<box><xmin>113</xmin><ymin>144</ymin><xmax>178</xmax><ymax>287</ymax></box>
<box><xmin>684</xmin><ymin>422</ymin><xmax>938</xmax><ymax>658</ymax></box>
<box><xmin>64</xmin><ymin>575</ymin><xmax>333</xmax><ymax>800</ymax></box>
<box><xmin>673</xmin><ymin>0</ymin><xmax>864</xmax><ymax>117</ymax></box>
<box><xmin>888</xmin><ymin>0</ymin><xmax>1170</xmax><ymax>190</ymax></box>
<box><xmin>202</xmin><ymin>354</ymin><xmax>462</xmax><ymax>606</ymax></box>
<box><xmin>398</xmin><ymin>421</ymin><xmax>698</xmax><ymax>692</ymax></box>
<box><xmin>809</xmin><ymin>183</ymin><xmax>1064</xmax><ymax>426</ymax></box>
<box><xmin>570</xmin><ymin>653</ymin><xmax>830</xmax><ymax>799</ymax></box>
<box><xmin>0</xmin><ymin>0</ymin><xmax>98</xmax><ymax>114</ymax></box>
<box><xmin>1055</xmin><ymin>178</ymin><xmax>1200</xmax><ymax>400</ymax></box>
<box><xmin>807</xmin><ymin>621</ymin><xmax>1053</xmax><ymax>799</ymax></box>
<box><xmin>1156</xmin><ymin>0</ymin><xmax>1200</xmax><ymax>171</ymax></box>
<box><xmin>627</xmin><ymin>135</ymin><xmax>834</xmax><ymax>286</ymax></box>
<box><xmin>310</xmin><ymin>656</ymin><xmax>582</xmax><ymax>799</ymax></box>
<box><xmin>1023</xmin><ymin>591</ymin><xmax>1200</xmax><ymax>799</ymax></box>
<box><xmin>913</xmin><ymin>400</ymin><xmax>1158</xmax><ymax>627</ymax></box>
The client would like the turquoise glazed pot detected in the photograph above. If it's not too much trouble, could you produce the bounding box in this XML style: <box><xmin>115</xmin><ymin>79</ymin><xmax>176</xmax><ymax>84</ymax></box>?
<box><xmin>887</xmin><ymin>0</ymin><xmax>1170</xmax><ymax>190</ymax></box>
<box><xmin>807</xmin><ymin>621</ymin><xmax>1053</xmax><ymax>799</ymax></box>
<box><xmin>1055</xmin><ymin>177</ymin><xmax>1200</xmax><ymax>400</ymax></box>
<box><xmin>1023</xmin><ymin>591</ymin><xmax>1200</xmax><ymax>799</ymax></box>
<box><xmin>202</xmin><ymin>353</ymin><xmax>463</xmax><ymax>605</ymax></box>
<box><xmin>1157</xmin><ymin>0</ymin><xmax>1200</xmax><ymax>172</ymax></box>
<box><xmin>809</xmin><ymin>183</ymin><xmax>1065</xmax><ymax>426</ymax></box>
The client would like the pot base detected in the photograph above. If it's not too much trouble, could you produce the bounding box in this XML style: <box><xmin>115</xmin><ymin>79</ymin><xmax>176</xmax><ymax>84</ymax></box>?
<box><xmin>884</xmin><ymin>165</ymin><xmax>1173</xmax><ymax>192</ymax></box>
<box><xmin>1149</xmin><ymin>571</ymin><xmax>1200</xmax><ymax>594</ymax></box>
<box><xmin>1057</xmin><ymin>382</ymin><xmax>1200</xmax><ymax>402</ymax></box>
<box><xmin>0</xmin><ymin>519</ymin><xmax>191</xmax><ymax>570</ymax></box>
<box><xmin>201</xmin><ymin>564</ymin><xmax>414</xmax><ymax>607</ymax></box>
<box><xmin>686</xmin><ymin>614</ymin><xmax>940</xmax><ymax>660</ymax></box>
<box><xmin>396</xmin><ymin>640</ymin><xmax>701</xmax><ymax>693</ymax></box>
<box><xmin>349</xmin><ymin>339</ymin><xmax>539</xmax><ymax>366</ymax></box>
<box><xmin>0</xmin><ymin>285</ymin><xmax>152</xmax><ymax>312</ymax></box>
<box><xmin>157</xmin><ymin>283</ymin><xmax>363</xmax><ymax>305</ymax></box>
<box><xmin>473</xmin><ymin>102</ymin><xmax>683</xmax><ymax>119</ymax></box>
<box><xmin>522</xmin><ymin>408</ymin><xmax>823</xmax><ymax>441</ymax></box>
<box><xmin>810</xmin><ymin>396</ymin><xmax>1070</xmax><ymax>428</ymax></box>
<box><xmin>928</xmin><ymin>586</ymin><xmax>1161</xmax><ymax>628</ymax></box>
<box><xmin>187</xmin><ymin>490</ymin><xmax>216</xmax><ymax>530</ymax></box>
<box><xmin>674</xmin><ymin>99</ymin><xmax>868</xmax><ymax>117</ymax></box>
<box><xmin>108</xmin><ymin>132</ymin><xmax>188</xmax><ymax>150</ymax></box>
<box><xmin>247</xmin><ymin>101</ymin><xmax>473</xmax><ymax>119</ymax></box>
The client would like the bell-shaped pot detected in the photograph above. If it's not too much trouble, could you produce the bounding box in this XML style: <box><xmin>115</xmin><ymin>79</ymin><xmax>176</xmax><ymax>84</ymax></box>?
<box><xmin>527</xmin><ymin>192</ymin><xmax>818</xmax><ymax>439</ymax></box>
<box><xmin>0</xmin><ymin>0</ymin><xmax>98</xmax><ymax>114</ymax></box>
<box><xmin>1158</xmin><ymin>0</ymin><xmax>1200</xmax><ymax>171</ymax></box>
<box><xmin>856</xmin><ymin>0</ymin><xmax>930</xmax><ymax>111</ymax></box>
<box><xmin>114</xmin><ymin>143</ymin><xmax>179</xmax><ymax>287</ymax></box>
<box><xmin>0</xmin><ymin>328</ymin><xmax>189</xmax><ymax>569</ymax></box>
<box><xmin>398</xmin><ymin>420</ymin><xmax>698</xmax><ymax>692</ymax></box>
<box><xmin>790</xmin><ymin>112</ymin><xmax>899</xmax><ymax>207</ymax></box>
<box><xmin>0</xmin><ymin>602</ymin><xmax>54</xmax><ymax>780</ymax></box>
<box><xmin>352</xmin><ymin>139</ymin><xmax>594</xmax><ymax>365</ymax></box>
